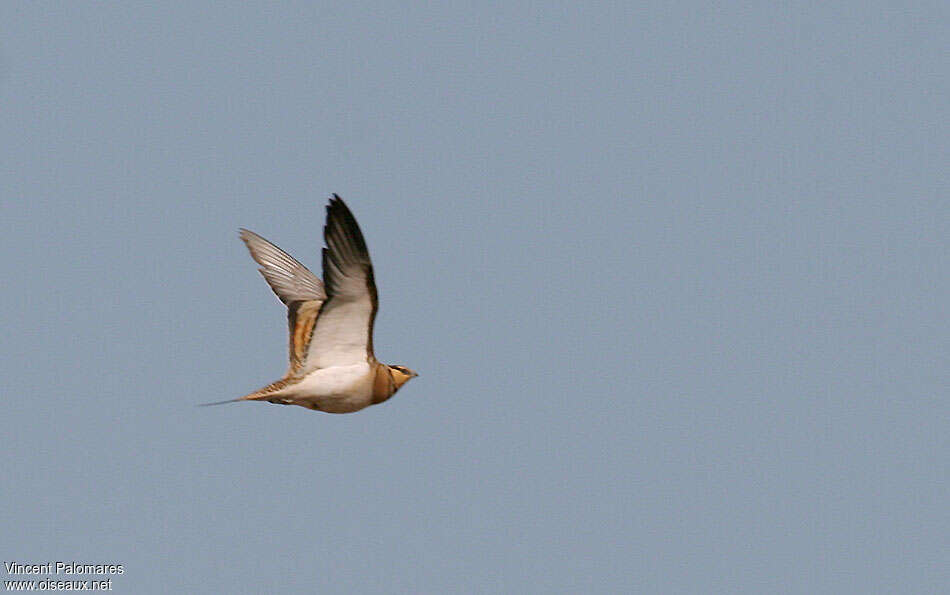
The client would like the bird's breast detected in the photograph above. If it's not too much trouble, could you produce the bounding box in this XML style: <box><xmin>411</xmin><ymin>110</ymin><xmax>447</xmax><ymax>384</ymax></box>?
<box><xmin>289</xmin><ymin>363</ymin><xmax>375</xmax><ymax>413</ymax></box>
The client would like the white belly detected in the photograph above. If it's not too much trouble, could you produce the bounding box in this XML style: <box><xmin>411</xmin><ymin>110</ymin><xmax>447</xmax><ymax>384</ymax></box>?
<box><xmin>284</xmin><ymin>363</ymin><xmax>374</xmax><ymax>413</ymax></box>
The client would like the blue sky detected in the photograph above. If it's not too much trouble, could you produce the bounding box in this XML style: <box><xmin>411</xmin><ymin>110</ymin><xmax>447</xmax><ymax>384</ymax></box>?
<box><xmin>1</xmin><ymin>3</ymin><xmax>946</xmax><ymax>593</ymax></box>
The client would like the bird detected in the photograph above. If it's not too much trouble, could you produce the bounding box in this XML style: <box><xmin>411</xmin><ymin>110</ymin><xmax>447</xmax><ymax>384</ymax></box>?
<box><xmin>203</xmin><ymin>194</ymin><xmax>418</xmax><ymax>413</ymax></box>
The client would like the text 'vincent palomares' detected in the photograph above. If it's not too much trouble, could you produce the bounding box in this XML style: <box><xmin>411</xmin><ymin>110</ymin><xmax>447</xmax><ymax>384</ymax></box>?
<box><xmin>4</xmin><ymin>561</ymin><xmax>124</xmax><ymax>575</ymax></box>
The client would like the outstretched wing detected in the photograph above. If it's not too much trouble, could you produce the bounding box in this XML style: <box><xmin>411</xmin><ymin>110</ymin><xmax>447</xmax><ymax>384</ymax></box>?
<box><xmin>302</xmin><ymin>195</ymin><xmax>378</xmax><ymax>371</ymax></box>
<box><xmin>240</xmin><ymin>229</ymin><xmax>326</xmax><ymax>376</ymax></box>
<box><xmin>240</xmin><ymin>229</ymin><xmax>325</xmax><ymax>305</ymax></box>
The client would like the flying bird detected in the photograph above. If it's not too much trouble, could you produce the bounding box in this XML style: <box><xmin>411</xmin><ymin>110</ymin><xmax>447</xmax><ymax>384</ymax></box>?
<box><xmin>205</xmin><ymin>195</ymin><xmax>418</xmax><ymax>413</ymax></box>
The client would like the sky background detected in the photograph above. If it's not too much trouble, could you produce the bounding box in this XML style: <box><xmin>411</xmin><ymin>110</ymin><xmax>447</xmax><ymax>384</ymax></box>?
<box><xmin>1</xmin><ymin>2</ymin><xmax>946</xmax><ymax>593</ymax></box>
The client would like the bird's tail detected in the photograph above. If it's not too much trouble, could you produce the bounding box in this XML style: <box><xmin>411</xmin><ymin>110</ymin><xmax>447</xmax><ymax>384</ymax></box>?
<box><xmin>197</xmin><ymin>397</ymin><xmax>249</xmax><ymax>407</ymax></box>
<box><xmin>199</xmin><ymin>378</ymin><xmax>294</xmax><ymax>407</ymax></box>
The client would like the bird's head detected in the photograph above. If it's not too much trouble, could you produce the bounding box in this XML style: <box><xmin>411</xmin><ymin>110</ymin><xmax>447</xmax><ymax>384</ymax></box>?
<box><xmin>388</xmin><ymin>365</ymin><xmax>419</xmax><ymax>390</ymax></box>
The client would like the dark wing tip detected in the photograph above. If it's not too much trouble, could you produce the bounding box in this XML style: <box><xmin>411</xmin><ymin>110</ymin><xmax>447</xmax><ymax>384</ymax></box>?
<box><xmin>321</xmin><ymin>194</ymin><xmax>374</xmax><ymax>298</ymax></box>
<box><xmin>327</xmin><ymin>193</ymin><xmax>345</xmax><ymax>213</ymax></box>
<box><xmin>323</xmin><ymin>194</ymin><xmax>369</xmax><ymax>258</ymax></box>
<box><xmin>325</xmin><ymin>194</ymin><xmax>356</xmax><ymax>225</ymax></box>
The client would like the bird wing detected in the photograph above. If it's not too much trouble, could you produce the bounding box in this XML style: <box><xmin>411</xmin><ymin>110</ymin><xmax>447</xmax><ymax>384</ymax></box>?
<box><xmin>301</xmin><ymin>195</ymin><xmax>378</xmax><ymax>371</ymax></box>
<box><xmin>240</xmin><ymin>229</ymin><xmax>326</xmax><ymax>376</ymax></box>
